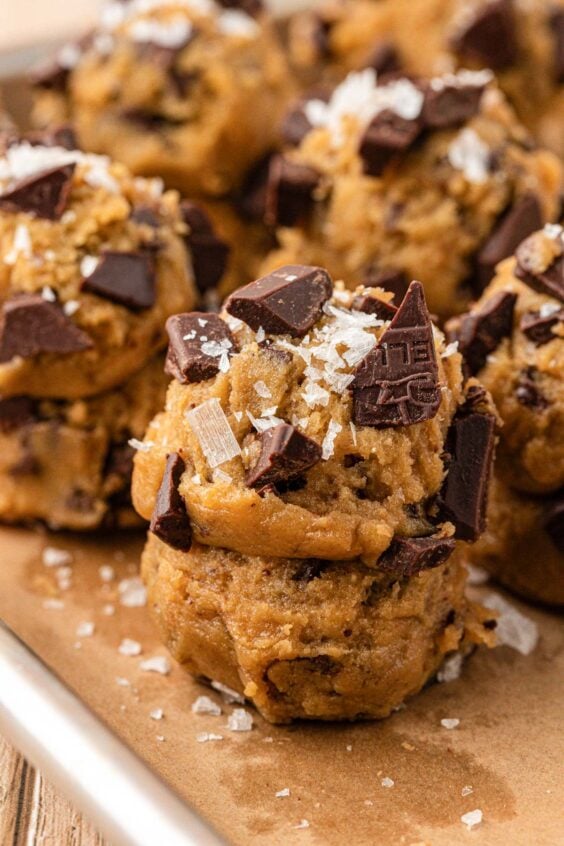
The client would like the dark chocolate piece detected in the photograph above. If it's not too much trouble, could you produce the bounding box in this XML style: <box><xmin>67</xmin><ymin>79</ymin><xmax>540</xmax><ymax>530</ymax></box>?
<box><xmin>81</xmin><ymin>251</ymin><xmax>156</xmax><ymax>310</ymax></box>
<box><xmin>351</xmin><ymin>281</ymin><xmax>441</xmax><ymax>428</ymax></box>
<box><xmin>291</xmin><ymin>559</ymin><xmax>328</xmax><ymax>582</ymax></box>
<box><xmin>226</xmin><ymin>265</ymin><xmax>333</xmax><ymax>337</ymax></box>
<box><xmin>550</xmin><ymin>8</ymin><xmax>564</xmax><ymax>83</ymax></box>
<box><xmin>515</xmin><ymin>234</ymin><xmax>564</xmax><ymax>303</ymax></box>
<box><xmin>437</xmin><ymin>410</ymin><xmax>496</xmax><ymax>541</ymax></box>
<box><xmin>245</xmin><ymin>422</ymin><xmax>322</xmax><ymax>489</ymax></box>
<box><xmin>363</xmin><ymin>40</ymin><xmax>401</xmax><ymax>76</ymax></box>
<box><xmin>150</xmin><ymin>452</ymin><xmax>192</xmax><ymax>551</ymax></box>
<box><xmin>179</xmin><ymin>200</ymin><xmax>230</xmax><ymax>294</ymax></box>
<box><xmin>281</xmin><ymin>106</ymin><xmax>312</xmax><ymax>148</ymax></box>
<box><xmin>515</xmin><ymin>367</ymin><xmax>549</xmax><ymax>410</ymax></box>
<box><xmin>362</xmin><ymin>267</ymin><xmax>409</xmax><ymax>303</ymax></box>
<box><xmin>0</xmin><ymin>294</ymin><xmax>92</xmax><ymax>363</ymax></box>
<box><xmin>544</xmin><ymin>494</ymin><xmax>564</xmax><ymax>553</ymax></box>
<box><xmin>0</xmin><ymin>164</ymin><xmax>76</xmax><ymax>221</ymax></box>
<box><xmin>130</xmin><ymin>205</ymin><xmax>160</xmax><ymax>228</ymax></box>
<box><xmin>520</xmin><ymin>307</ymin><xmax>564</xmax><ymax>345</ymax></box>
<box><xmin>450</xmin><ymin>290</ymin><xmax>517</xmax><ymax>375</ymax></box>
<box><xmin>351</xmin><ymin>293</ymin><xmax>397</xmax><ymax>321</ymax></box>
<box><xmin>0</xmin><ymin>396</ymin><xmax>36</xmax><ymax>433</ymax></box>
<box><xmin>378</xmin><ymin>535</ymin><xmax>456</xmax><ymax>578</ymax></box>
<box><xmin>26</xmin><ymin>125</ymin><xmax>78</xmax><ymax>151</ymax></box>
<box><xmin>165</xmin><ymin>312</ymin><xmax>234</xmax><ymax>383</ymax></box>
<box><xmin>359</xmin><ymin>109</ymin><xmax>421</xmax><ymax>177</ymax></box>
<box><xmin>477</xmin><ymin>193</ymin><xmax>543</xmax><ymax>291</ymax></box>
<box><xmin>265</xmin><ymin>156</ymin><xmax>321</xmax><ymax>227</ymax></box>
<box><xmin>422</xmin><ymin>78</ymin><xmax>486</xmax><ymax>129</ymax></box>
<box><xmin>216</xmin><ymin>0</ymin><xmax>263</xmax><ymax>15</ymax></box>
<box><xmin>451</xmin><ymin>0</ymin><xmax>518</xmax><ymax>70</ymax></box>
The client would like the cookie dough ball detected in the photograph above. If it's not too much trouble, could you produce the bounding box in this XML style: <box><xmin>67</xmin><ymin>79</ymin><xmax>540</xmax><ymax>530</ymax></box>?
<box><xmin>143</xmin><ymin>533</ymin><xmax>495</xmax><ymax>722</ymax></box>
<box><xmin>447</xmin><ymin>225</ymin><xmax>564</xmax><ymax>495</ymax></box>
<box><xmin>463</xmin><ymin>476</ymin><xmax>564</xmax><ymax>606</ymax></box>
<box><xmin>288</xmin><ymin>0</ymin><xmax>564</xmax><ymax>157</ymax></box>
<box><xmin>0</xmin><ymin>356</ymin><xmax>168</xmax><ymax>530</ymax></box>
<box><xmin>32</xmin><ymin>0</ymin><xmax>294</xmax><ymax>197</ymax></box>
<box><xmin>262</xmin><ymin>70</ymin><xmax>561</xmax><ymax>319</ymax></box>
<box><xmin>133</xmin><ymin>265</ymin><xmax>498</xmax><ymax>564</ymax></box>
<box><xmin>0</xmin><ymin>139</ymin><xmax>197</xmax><ymax>399</ymax></box>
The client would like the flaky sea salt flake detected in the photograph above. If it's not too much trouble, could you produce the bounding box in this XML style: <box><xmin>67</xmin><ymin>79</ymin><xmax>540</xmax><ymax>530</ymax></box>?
<box><xmin>186</xmin><ymin>398</ymin><xmax>241</xmax><ymax>468</ymax></box>
<box><xmin>227</xmin><ymin>708</ymin><xmax>253</xmax><ymax>732</ymax></box>
<box><xmin>211</xmin><ymin>680</ymin><xmax>244</xmax><ymax>703</ymax></box>
<box><xmin>118</xmin><ymin>576</ymin><xmax>147</xmax><ymax>607</ymax></box>
<box><xmin>461</xmin><ymin>809</ymin><xmax>483</xmax><ymax>830</ymax></box>
<box><xmin>118</xmin><ymin>638</ymin><xmax>142</xmax><ymax>657</ymax></box>
<box><xmin>482</xmin><ymin>593</ymin><xmax>538</xmax><ymax>655</ymax></box>
<box><xmin>192</xmin><ymin>695</ymin><xmax>222</xmax><ymax>716</ymax></box>
<box><xmin>139</xmin><ymin>655</ymin><xmax>171</xmax><ymax>675</ymax></box>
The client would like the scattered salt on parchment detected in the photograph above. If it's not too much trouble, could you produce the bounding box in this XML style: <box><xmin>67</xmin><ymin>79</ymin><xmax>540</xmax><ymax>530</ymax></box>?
<box><xmin>192</xmin><ymin>695</ymin><xmax>222</xmax><ymax>716</ymax></box>
<box><xmin>276</xmin><ymin>788</ymin><xmax>290</xmax><ymax>798</ymax></box>
<box><xmin>441</xmin><ymin>718</ymin><xmax>460</xmax><ymax>730</ymax></box>
<box><xmin>118</xmin><ymin>576</ymin><xmax>147</xmax><ymax>608</ymax></box>
<box><xmin>381</xmin><ymin>777</ymin><xmax>395</xmax><ymax>788</ymax></box>
<box><xmin>482</xmin><ymin>593</ymin><xmax>538</xmax><ymax>655</ymax></box>
<box><xmin>76</xmin><ymin>621</ymin><xmax>95</xmax><ymax>638</ymax></box>
<box><xmin>196</xmin><ymin>732</ymin><xmax>224</xmax><ymax>743</ymax></box>
<box><xmin>42</xmin><ymin>547</ymin><xmax>72</xmax><ymax>567</ymax></box>
<box><xmin>227</xmin><ymin>708</ymin><xmax>253</xmax><ymax>732</ymax></box>
<box><xmin>211</xmin><ymin>680</ymin><xmax>245</xmax><ymax>704</ymax></box>
<box><xmin>118</xmin><ymin>638</ymin><xmax>142</xmax><ymax>657</ymax></box>
<box><xmin>461</xmin><ymin>809</ymin><xmax>483</xmax><ymax>830</ymax></box>
<box><xmin>139</xmin><ymin>656</ymin><xmax>171</xmax><ymax>675</ymax></box>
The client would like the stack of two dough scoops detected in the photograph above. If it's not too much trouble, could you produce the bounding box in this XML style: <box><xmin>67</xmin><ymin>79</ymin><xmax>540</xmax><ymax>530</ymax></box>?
<box><xmin>132</xmin><ymin>265</ymin><xmax>499</xmax><ymax>723</ymax></box>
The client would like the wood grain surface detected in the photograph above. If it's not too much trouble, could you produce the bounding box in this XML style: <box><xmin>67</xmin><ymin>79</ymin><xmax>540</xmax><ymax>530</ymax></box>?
<box><xmin>0</xmin><ymin>735</ymin><xmax>107</xmax><ymax>846</ymax></box>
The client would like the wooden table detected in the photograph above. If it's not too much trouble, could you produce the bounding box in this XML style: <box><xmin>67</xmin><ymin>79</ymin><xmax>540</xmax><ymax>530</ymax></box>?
<box><xmin>1</xmin><ymin>735</ymin><xmax>107</xmax><ymax>845</ymax></box>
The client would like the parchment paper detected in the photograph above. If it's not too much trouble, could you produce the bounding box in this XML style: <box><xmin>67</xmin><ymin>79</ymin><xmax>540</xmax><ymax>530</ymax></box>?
<box><xmin>0</xmin><ymin>525</ymin><xmax>562</xmax><ymax>846</ymax></box>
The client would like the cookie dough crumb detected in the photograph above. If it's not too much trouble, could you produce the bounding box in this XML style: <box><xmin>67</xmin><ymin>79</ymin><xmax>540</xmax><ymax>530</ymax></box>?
<box><xmin>482</xmin><ymin>594</ymin><xmax>539</xmax><ymax>655</ymax></box>
<box><xmin>191</xmin><ymin>695</ymin><xmax>222</xmax><ymax>716</ymax></box>
<box><xmin>461</xmin><ymin>809</ymin><xmax>483</xmax><ymax>830</ymax></box>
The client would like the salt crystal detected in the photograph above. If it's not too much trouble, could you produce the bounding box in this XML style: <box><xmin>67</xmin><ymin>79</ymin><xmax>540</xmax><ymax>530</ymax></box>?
<box><xmin>129</xmin><ymin>16</ymin><xmax>192</xmax><ymax>49</ymax></box>
<box><xmin>76</xmin><ymin>621</ymin><xmax>95</xmax><ymax>638</ymax></box>
<box><xmin>41</xmin><ymin>286</ymin><xmax>57</xmax><ymax>302</ymax></box>
<box><xmin>302</xmin><ymin>381</ymin><xmax>330</xmax><ymax>409</ymax></box>
<box><xmin>255</xmin><ymin>327</ymin><xmax>266</xmax><ymax>342</ymax></box>
<box><xmin>543</xmin><ymin>223</ymin><xmax>563</xmax><ymax>240</ymax></box>
<box><xmin>42</xmin><ymin>546</ymin><xmax>72</xmax><ymax>567</ymax></box>
<box><xmin>349</xmin><ymin>421</ymin><xmax>358</xmax><ymax>446</ymax></box>
<box><xmin>186</xmin><ymin>398</ymin><xmax>241</xmax><ymax>468</ymax></box>
<box><xmin>80</xmin><ymin>255</ymin><xmax>99</xmax><ymax>277</ymax></box>
<box><xmin>63</xmin><ymin>300</ymin><xmax>80</xmax><ymax>316</ymax></box>
<box><xmin>57</xmin><ymin>42</ymin><xmax>82</xmax><ymax>69</ymax></box>
<box><xmin>191</xmin><ymin>695</ymin><xmax>222</xmax><ymax>716</ymax></box>
<box><xmin>276</xmin><ymin>788</ymin><xmax>290</xmax><ymax>798</ymax></box>
<box><xmin>461</xmin><ymin>809</ymin><xmax>483</xmax><ymax>830</ymax></box>
<box><xmin>466</xmin><ymin>564</ymin><xmax>489</xmax><ymax>585</ymax></box>
<box><xmin>102</xmin><ymin>604</ymin><xmax>115</xmax><ymax>616</ymax></box>
<box><xmin>191</xmin><ymin>473</ymin><xmax>202</xmax><ymax>485</ymax></box>
<box><xmin>442</xmin><ymin>341</ymin><xmax>459</xmax><ymax>358</ymax></box>
<box><xmin>437</xmin><ymin>652</ymin><xmax>463</xmax><ymax>683</ymax></box>
<box><xmin>253</xmin><ymin>380</ymin><xmax>272</xmax><ymax>399</ymax></box>
<box><xmin>116</xmin><ymin>677</ymin><xmax>130</xmax><ymax>687</ymax></box>
<box><xmin>128</xmin><ymin>437</ymin><xmax>154</xmax><ymax>453</ymax></box>
<box><xmin>346</xmin><ymin>745</ymin><xmax>353</xmax><ymax>752</ymax></box>
<box><xmin>322</xmin><ymin>420</ymin><xmax>342</xmax><ymax>460</ymax></box>
<box><xmin>150</xmin><ymin>708</ymin><xmax>164</xmax><ymax>721</ymax></box>
<box><xmin>448</xmin><ymin>128</ymin><xmax>490</xmax><ymax>184</ymax></box>
<box><xmin>233</xmin><ymin>411</ymin><xmax>243</xmax><ymax>422</ymax></box>
<box><xmin>196</xmin><ymin>732</ymin><xmax>224</xmax><ymax>743</ymax></box>
<box><xmin>139</xmin><ymin>655</ymin><xmax>171</xmax><ymax>675</ymax></box>
<box><xmin>218</xmin><ymin>10</ymin><xmax>259</xmax><ymax>38</ymax></box>
<box><xmin>381</xmin><ymin>777</ymin><xmax>395</xmax><ymax>788</ymax></box>
<box><xmin>441</xmin><ymin>718</ymin><xmax>460</xmax><ymax>730</ymax></box>
<box><xmin>482</xmin><ymin>593</ymin><xmax>538</xmax><ymax>655</ymax></box>
<box><xmin>118</xmin><ymin>576</ymin><xmax>147</xmax><ymax>607</ymax></box>
<box><xmin>224</xmin><ymin>314</ymin><xmax>243</xmax><ymax>332</ymax></box>
<box><xmin>227</xmin><ymin>708</ymin><xmax>253</xmax><ymax>732</ymax></box>
<box><xmin>212</xmin><ymin>468</ymin><xmax>232</xmax><ymax>484</ymax></box>
<box><xmin>99</xmin><ymin>565</ymin><xmax>115</xmax><ymax>582</ymax></box>
<box><xmin>42</xmin><ymin>598</ymin><xmax>64</xmax><ymax>610</ymax></box>
<box><xmin>461</xmin><ymin>785</ymin><xmax>473</xmax><ymax>797</ymax></box>
<box><xmin>118</xmin><ymin>638</ymin><xmax>142</xmax><ymax>657</ymax></box>
<box><xmin>156</xmin><ymin>735</ymin><xmax>165</xmax><ymax>742</ymax></box>
<box><xmin>294</xmin><ymin>820</ymin><xmax>310</xmax><ymax>830</ymax></box>
<box><xmin>539</xmin><ymin>302</ymin><xmax>561</xmax><ymax>318</ymax></box>
<box><xmin>211</xmin><ymin>680</ymin><xmax>245</xmax><ymax>704</ymax></box>
<box><xmin>246</xmin><ymin>410</ymin><xmax>282</xmax><ymax>433</ymax></box>
<box><xmin>4</xmin><ymin>224</ymin><xmax>32</xmax><ymax>265</ymax></box>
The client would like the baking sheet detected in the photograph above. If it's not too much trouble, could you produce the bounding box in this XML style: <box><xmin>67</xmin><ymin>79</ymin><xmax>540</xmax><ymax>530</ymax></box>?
<box><xmin>0</xmin><ymin>524</ymin><xmax>562</xmax><ymax>845</ymax></box>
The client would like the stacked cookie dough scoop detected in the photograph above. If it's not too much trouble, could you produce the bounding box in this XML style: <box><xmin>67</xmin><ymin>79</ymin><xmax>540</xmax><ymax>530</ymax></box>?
<box><xmin>132</xmin><ymin>267</ymin><xmax>498</xmax><ymax>722</ymax></box>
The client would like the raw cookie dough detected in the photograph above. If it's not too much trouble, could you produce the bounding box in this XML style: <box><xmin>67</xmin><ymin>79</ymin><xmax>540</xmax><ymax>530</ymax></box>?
<box><xmin>0</xmin><ymin>356</ymin><xmax>168</xmax><ymax>530</ymax></box>
<box><xmin>0</xmin><ymin>139</ymin><xmax>197</xmax><ymax>399</ymax></box>
<box><xmin>261</xmin><ymin>70</ymin><xmax>561</xmax><ymax>319</ymax></box>
<box><xmin>133</xmin><ymin>265</ymin><xmax>498</xmax><ymax>564</ymax></box>
<box><xmin>461</xmin><ymin>476</ymin><xmax>564</xmax><ymax>606</ymax></box>
<box><xmin>447</xmin><ymin>225</ymin><xmax>564</xmax><ymax>495</ymax></box>
<box><xmin>142</xmin><ymin>533</ymin><xmax>495</xmax><ymax>723</ymax></box>
<box><xmin>32</xmin><ymin>0</ymin><xmax>294</xmax><ymax>197</ymax></box>
<box><xmin>288</xmin><ymin>0</ymin><xmax>564</xmax><ymax>158</ymax></box>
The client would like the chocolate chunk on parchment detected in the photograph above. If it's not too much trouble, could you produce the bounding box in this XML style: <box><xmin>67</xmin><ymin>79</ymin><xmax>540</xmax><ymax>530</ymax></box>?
<box><xmin>226</xmin><ymin>265</ymin><xmax>333</xmax><ymax>337</ymax></box>
<box><xmin>0</xmin><ymin>396</ymin><xmax>36</xmax><ymax>433</ymax></box>
<box><xmin>0</xmin><ymin>294</ymin><xmax>92</xmax><ymax>363</ymax></box>
<box><xmin>422</xmin><ymin>77</ymin><xmax>486</xmax><ymax>129</ymax></box>
<box><xmin>515</xmin><ymin>233</ymin><xmax>564</xmax><ymax>303</ymax></box>
<box><xmin>359</xmin><ymin>110</ymin><xmax>422</xmax><ymax>177</ymax></box>
<box><xmin>165</xmin><ymin>312</ymin><xmax>234</xmax><ymax>383</ymax></box>
<box><xmin>449</xmin><ymin>290</ymin><xmax>517</xmax><ymax>375</ymax></box>
<box><xmin>180</xmin><ymin>201</ymin><xmax>230</xmax><ymax>294</ymax></box>
<box><xmin>246</xmin><ymin>422</ymin><xmax>322</xmax><ymax>489</ymax></box>
<box><xmin>363</xmin><ymin>40</ymin><xmax>401</xmax><ymax>76</ymax></box>
<box><xmin>265</xmin><ymin>156</ymin><xmax>321</xmax><ymax>227</ymax></box>
<box><xmin>451</xmin><ymin>0</ymin><xmax>518</xmax><ymax>70</ymax></box>
<box><xmin>544</xmin><ymin>494</ymin><xmax>564</xmax><ymax>553</ymax></box>
<box><xmin>378</xmin><ymin>536</ymin><xmax>456</xmax><ymax>578</ymax></box>
<box><xmin>0</xmin><ymin>164</ymin><xmax>76</xmax><ymax>220</ymax></box>
<box><xmin>352</xmin><ymin>293</ymin><xmax>397</xmax><ymax>321</ymax></box>
<box><xmin>150</xmin><ymin>452</ymin><xmax>192</xmax><ymax>551</ymax></box>
<box><xmin>550</xmin><ymin>8</ymin><xmax>564</xmax><ymax>83</ymax></box>
<box><xmin>520</xmin><ymin>307</ymin><xmax>564</xmax><ymax>346</ymax></box>
<box><xmin>516</xmin><ymin>366</ymin><xmax>549</xmax><ymax>410</ymax></box>
<box><xmin>81</xmin><ymin>251</ymin><xmax>156</xmax><ymax>310</ymax></box>
<box><xmin>437</xmin><ymin>410</ymin><xmax>496</xmax><ymax>542</ymax></box>
<box><xmin>351</xmin><ymin>281</ymin><xmax>441</xmax><ymax>428</ymax></box>
<box><xmin>476</xmin><ymin>194</ymin><xmax>543</xmax><ymax>291</ymax></box>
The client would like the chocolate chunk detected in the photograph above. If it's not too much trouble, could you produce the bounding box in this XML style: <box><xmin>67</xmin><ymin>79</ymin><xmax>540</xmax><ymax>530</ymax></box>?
<box><xmin>515</xmin><ymin>235</ymin><xmax>564</xmax><ymax>303</ymax></box>
<box><xmin>82</xmin><ymin>251</ymin><xmax>156</xmax><ymax>310</ymax></box>
<box><xmin>362</xmin><ymin>267</ymin><xmax>409</xmax><ymax>303</ymax></box>
<box><xmin>550</xmin><ymin>8</ymin><xmax>564</xmax><ymax>83</ymax></box>
<box><xmin>352</xmin><ymin>293</ymin><xmax>397</xmax><ymax>321</ymax></box>
<box><xmin>291</xmin><ymin>559</ymin><xmax>328</xmax><ymax>582</ymax></box>
<box><xmin>226</xmin><ymin>265</ymin><xmax>333</xmax><ymax>337</ymax></box>
<box><xmin>344</xmin><ymin>453</ymin><xmax>363</xmax><ymax>468</ymax></box>
<box><xmin>130</xmin><ymin>205</ymin><xmax>160</xmax><ymax>228</ymax></box>
<box><xmin>451</xmin><ymin>0</ymin><xmax>518</xmax><ymax>70</ymax></box>
<box><xmin>520</xmin><ymin>307</ymin><xmax>564</xmax><ymax>345</ymax></box>
<box><xmin>216</xmin><ymin>0</ymin><xmax>263</xmax><ymax>15</ymax></box>
<box><xmin>378</xmin><ymin>536</ymin><xmax>456</xmax><ymax>578</ymax></box>
<box><xmin>281</xmin><ymin>106</ymin><xmax>312</xmax><ymax>148</ymax></box>
<box><xmin>235</xmin><ymin>153</ymin><xmax>274</xmax><ymax>221</ymax></box>
<box><xmin>516</xmin><ymin>367</ymin><xmax>549</xmax><ymax>410</ymax></box>
<box><xmin>437</xmin><ymin>410</ymin><xmax>496</xmax><ymax>541</ymax></box>
<box><xmin>150</xmin><ymin>453</ymin><xmax>192</xmax><ymax>551</ymax></box>
<box><xmin>310</xmin><ymin>14</ymin><xmax>333</xmax><ymax>58</ymax></box>
<box><xmin>265</xmin><ymin>156</ymin><xmax>321</xmax><ymax>227</ymax></box>
<box><xmin>31</xmin><ymin>60</ymin><xmax>70</xmax><ymax>92</ymax></box>
<box><xmin>363</xmin><ymin>40</ymin><xmax>401</xmax><ymax>76</ymax></box>
<box><xmin>450</xmin><ymin>290</ymin><xmax>517</xmax><ymax>375</ymax></box>
<box><xmin>544</xmin><ymin>494</ymin><xmax>564</xmax><ymax>553</ymax></box>
<box><xmin>104</xmin><ymin>442</ymin><xmax>135</xmax><ymax>486</ymax></box>
<box><xmin>0</xmin><ymin>294</ymin><xmax>92</xmax><ymax>363</ymax></box>
<box><xmin>180</xmin><ymin>201</ymin><xmax>230</xmax><ymax>294</ymax></box>
<box><xmin>422</xmin><ymin>79</ymin><xmax>486</xmax><ymax>129</ymax></box>
<box><xmin>246</xmin><ymin>422</ymin><xmax>322</xmax><ymax>489</ymax></box>
<box><xmin>0</xmin><ymin>396</ymin><xmax>36</xmax><ymax>433</ymax></box>
<box><xmin>0</xmin><ymin>164</ymin><xmax>76</xmax><ymax>221</ymax></box>
<box><xmin>351</xmin><ymin>281</ymin><xmax>441</xmax><ymax>428</ymax></box>
<box><xmin>359</xmin><ymin>110</ymin><xmax>422</xmax><ymax>177</ymax></box>
<box><xmin>476</xmin><ymin>194</ymin><xmax>543</xmax><ymax>291</ymax></box>
<box><xmin>258</xmin><ymin>339</ymin><xmax>293</xmax><ymax>365</ymax></box>
<box><xmin>165</xmin><ymin>312</ymin><xmax>234</xmax><ymax>383</ymax></box>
